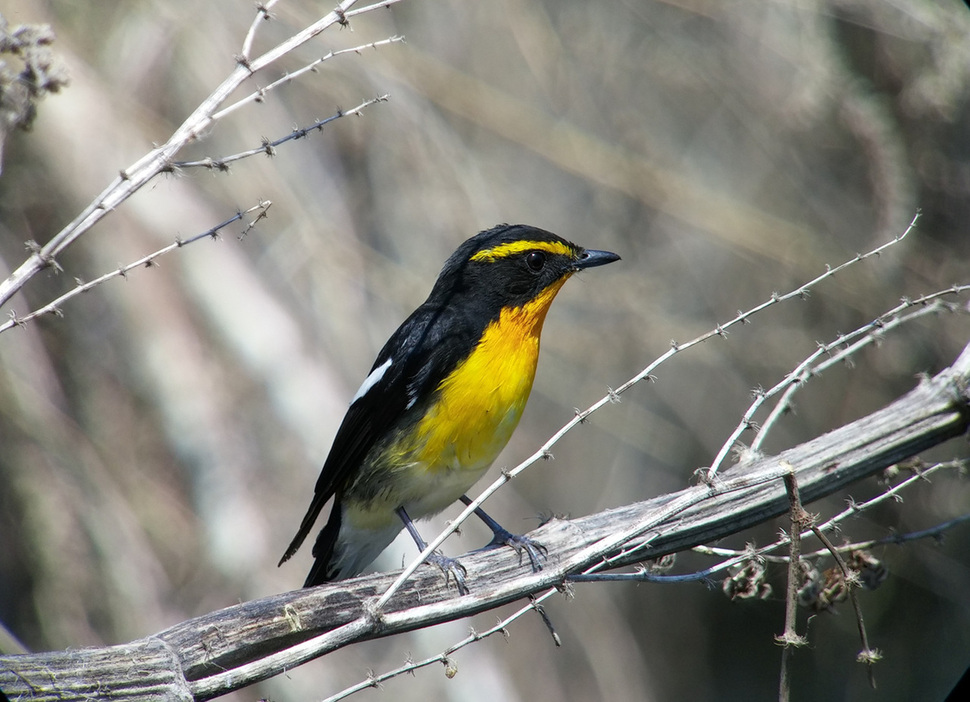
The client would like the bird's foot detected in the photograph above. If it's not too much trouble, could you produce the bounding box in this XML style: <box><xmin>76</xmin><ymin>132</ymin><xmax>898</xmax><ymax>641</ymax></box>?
<box><xmin>479</xmin><ymin>528</ymin><xmax>547</xmax><ymax>572</ymax></box>
<box><xmin>424</xmin><ymin>551</ymin><xmax>469</xmax><ymax>595</ymax></box>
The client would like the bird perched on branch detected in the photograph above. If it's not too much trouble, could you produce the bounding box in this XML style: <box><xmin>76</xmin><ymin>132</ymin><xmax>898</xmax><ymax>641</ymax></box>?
<box><xmin>279</xmin><ymin>224</ymin><xmax>619</xmax><ymax>591</ymax></box>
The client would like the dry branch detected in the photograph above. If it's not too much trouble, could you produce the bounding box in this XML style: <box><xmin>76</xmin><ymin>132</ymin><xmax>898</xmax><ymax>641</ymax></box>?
<box><xmin>0</xmin><ymin>0</ymin><xmax>399</xmax><ymax>308</ymax></box>
<box><xmin>2</xmin><ymin>341</ymin><xmax>969</xmax><ymax>701</ymax></box>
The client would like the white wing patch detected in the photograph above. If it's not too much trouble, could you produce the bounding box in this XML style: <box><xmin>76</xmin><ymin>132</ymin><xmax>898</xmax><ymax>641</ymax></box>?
<box><xmin>351</xmin><ymin>358</ymin><xmax>392</xmax><ymax>405</ymax></box>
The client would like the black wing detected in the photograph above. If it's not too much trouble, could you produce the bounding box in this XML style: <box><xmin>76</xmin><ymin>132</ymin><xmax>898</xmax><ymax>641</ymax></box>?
<box><xmin>279</xmin><ymin>297</ymin><xmax>477</xmax><ymax>565</ymax></box>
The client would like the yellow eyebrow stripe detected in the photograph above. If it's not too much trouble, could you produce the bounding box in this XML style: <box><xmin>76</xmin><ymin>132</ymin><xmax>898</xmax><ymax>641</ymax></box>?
<box><xmin>470</xmin><ymin>239</ymin><xmax>575</xmax><ymax>262</ymax></box>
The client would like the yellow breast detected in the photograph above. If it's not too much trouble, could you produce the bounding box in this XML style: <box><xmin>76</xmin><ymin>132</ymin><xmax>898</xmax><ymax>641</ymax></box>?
<box><xmin>344</xmin><ymin>277</ymin><xmax>571</xmax><ymax>529</ymax></box>
<box><xmin>403</xmin><ymin>277</ymin><xmax>570</xmax><ymax>476</ymax></box>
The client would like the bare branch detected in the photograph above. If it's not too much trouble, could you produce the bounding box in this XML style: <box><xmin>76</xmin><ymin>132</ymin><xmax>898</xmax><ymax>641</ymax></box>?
<box><xmin>777</xmin><ymin>468</ymin><xmax>813</xmax><ymax>702</ymax></box>
<box><xmin>174</xmin><ymin>96</ymin><xmax>390</xmax><ymax>170</ymax></box>
<box><xmin>0</xmin><ymin>202</ymin><xmax>272</xmax><ymax>334</ymax></box>
<box><xmin>691</xmin><ymin>459</ymin><xmax>969</xmax><ymax>566</ymax></box>
<box><xmin>0</xmin><ymin>0</ymin><xmax>401</xmax><ymax>308</ymax></box>
<box><xmin>806</xmin><ymin>509</ymin><xmax>881</xmax><ymax>688</ymax></box>
<box><xmin>712</xmin><ymin>289</ymin><xmax>970</xmax><ymax>475</ymax></box>
<box><xmin>213</xmin><ymin>38</ymin><xmax>403</xmax><ymax>122</ymax></box>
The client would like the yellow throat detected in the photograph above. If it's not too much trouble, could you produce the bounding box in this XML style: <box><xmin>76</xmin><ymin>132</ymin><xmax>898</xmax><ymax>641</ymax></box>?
<box><xmin>408</xmin><ymin>275</ymin><xmax>570</xmax><ymax>473</ymax></box>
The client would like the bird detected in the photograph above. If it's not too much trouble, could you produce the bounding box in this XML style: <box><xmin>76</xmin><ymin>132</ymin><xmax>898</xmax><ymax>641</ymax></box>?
<box><xmin>279</xmin><ymin>223</ymin><xmax>620</xmax><ymax>591</ymax></box>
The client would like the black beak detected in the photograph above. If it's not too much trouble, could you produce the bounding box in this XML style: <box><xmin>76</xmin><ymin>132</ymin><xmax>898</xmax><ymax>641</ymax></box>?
<box><xmin>574</xmin><ymin>248</ymin><xmax>621</xmax><ymax>270</ymax></box>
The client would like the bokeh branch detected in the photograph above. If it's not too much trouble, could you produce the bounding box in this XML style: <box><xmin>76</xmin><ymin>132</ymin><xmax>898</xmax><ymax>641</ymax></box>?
<box><xmin>172</xmin><ymin>96</ymin><xmax>389</xmax><ymax>172</ymax></box>
<box><xmin>0</xmin><ymin>202</ymin><xmax>271</xmax><ymax>334</ymax></box>
<box><xmin>0</xmin><ymin>0</ymin><xmax>399</xmax><ymax>308</ymax></box>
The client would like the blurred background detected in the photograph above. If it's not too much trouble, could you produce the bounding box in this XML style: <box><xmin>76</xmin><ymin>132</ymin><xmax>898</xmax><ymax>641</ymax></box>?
<box><xmin>2</xmin><ymin>0</ymin><xmax>970</xmax><ymax>699</ymax></box>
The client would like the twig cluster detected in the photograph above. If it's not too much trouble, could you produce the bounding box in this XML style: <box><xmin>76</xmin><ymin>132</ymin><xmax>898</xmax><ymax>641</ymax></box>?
<box><xmin>574</xmin><ymin>459</ymin><xmax>966</xmax><ymax>587</ymax></box>
<box><xmin>711</xmin><ymin>283</ymin><xmax>970</xmax><ymax>476</ymax></box>
<box><xmin>0</xmin><ymin>0</ymin><xmax>402</xmax><ymax>314</ymax></box>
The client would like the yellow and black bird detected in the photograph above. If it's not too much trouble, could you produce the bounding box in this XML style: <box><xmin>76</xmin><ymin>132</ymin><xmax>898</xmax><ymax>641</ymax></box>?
<box><xmin>279</xmin><ymin>224</ymin><xmax>619</xmax><ymax>590</ymax></box>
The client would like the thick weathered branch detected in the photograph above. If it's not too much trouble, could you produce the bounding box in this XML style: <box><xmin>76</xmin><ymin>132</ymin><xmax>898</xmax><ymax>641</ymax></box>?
<box><xmin>2</xmin><ymin>342</ymin><xmax>968</xmax><ymax>700</ymax></box>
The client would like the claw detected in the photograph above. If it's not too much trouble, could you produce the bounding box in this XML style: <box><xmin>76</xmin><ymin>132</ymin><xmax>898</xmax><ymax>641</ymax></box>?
<box><xmin>424</xmin><ymin>551</ymin><xmax>469</xmax><ymax>595</ymax></box>
<box><xmin>396</xmin><ymin>505</ymin><xmax>470</xmax><ymax>594</ymax></box>
<box><xmin>481</xmin><ymin>528</ymin><xmax>547</xmax><ymax>572</ymax></box>
<box><xmin>459</xmin><ymin>495</ymin><xmax>547</xmax><ymax>572</ymax></box>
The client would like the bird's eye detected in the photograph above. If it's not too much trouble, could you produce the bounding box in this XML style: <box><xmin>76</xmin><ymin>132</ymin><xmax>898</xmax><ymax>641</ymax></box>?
<box><xmin>526</xmin><ymin>251</ymin><xmax>546</xmax><ymax>271</ymax></box>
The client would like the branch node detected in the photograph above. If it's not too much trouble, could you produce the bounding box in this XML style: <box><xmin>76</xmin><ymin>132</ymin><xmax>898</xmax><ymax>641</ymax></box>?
<box><xmin>774</xmin><ymin>631</ymin><xmax>809</xmax><ymax>648</ymax></box>
<box><xmin>691</xmin><ymin>467</ymin><xmax>716</xmax><ymax>487</ymax></box>
<box><xmin>335</xmin><ymin>6</ymin><xmax>351</xmax><ymax>28</ymax></box>
<box><xmin>362</xmin><ymin>599</ymin><xmax>386</xmax><ymax>631</ymax></box>
<box><xmin>234</xmin><ymin>53</ymin><xmax>254</xmax><ymax>73</ymax></box>
<box><xmin>365</xmin><ymin>668</ymin><xmax>383</xmax><ymax>689</ymax></box>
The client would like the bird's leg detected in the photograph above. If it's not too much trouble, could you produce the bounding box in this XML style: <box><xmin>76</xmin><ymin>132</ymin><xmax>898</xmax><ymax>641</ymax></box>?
<box><xmin>459</xmin><ymin>495</ymin><xmax>546</xmax><ymax>572</ymax></box>
<box><xmin>395</xmin><ymin>506</ymin><xmax>468</xmax><ymax>594</ymax></box>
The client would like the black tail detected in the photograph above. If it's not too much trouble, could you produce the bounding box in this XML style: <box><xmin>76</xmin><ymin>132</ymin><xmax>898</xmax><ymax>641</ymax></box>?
<box><xmin>303</xmin><ymin>502</ymin><xmax>342</xmax><ymax>587</ymax></box>
<box><xmin>278</xmin><ymin>490</ymin><xmax>330</xmax><ymax>567</ymax></box>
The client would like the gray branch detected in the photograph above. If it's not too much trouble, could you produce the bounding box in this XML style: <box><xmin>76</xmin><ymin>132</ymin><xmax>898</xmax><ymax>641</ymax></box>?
<box><xmin>3</xmin><ymin>341</ymin><xmax>969</xmax><ymax>701</ymax></box>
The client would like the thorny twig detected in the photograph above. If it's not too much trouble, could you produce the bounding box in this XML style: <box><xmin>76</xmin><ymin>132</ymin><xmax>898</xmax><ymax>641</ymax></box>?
<box><xmin>0</xmin><ymin>0</ymin><xmax>402</xmax><ymax>308</ymax></box>
<box><xmin>0</xmin><ymin>202</ymin><xmax>272</xmax><ymax>334</ymax></box>
<box><xmin>173</xmin><ymin>96</ymin><xmax>389</xmax><ymax>170</ymax></box>
<box><xmin>778</xmin><ymin>468</ymin><xmax>812</xmax><ymax>702</ymax></box>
